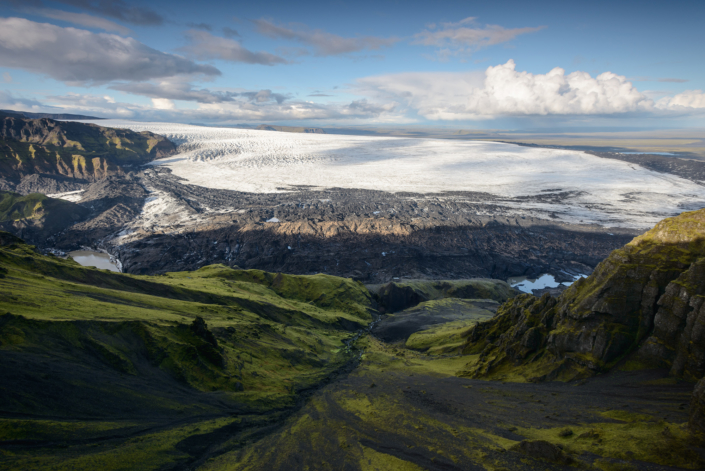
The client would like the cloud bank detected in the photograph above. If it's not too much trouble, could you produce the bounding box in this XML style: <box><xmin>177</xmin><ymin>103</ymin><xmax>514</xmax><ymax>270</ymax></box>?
<box><xmin>358</xmin><ymin>60</ymin><xmax>665</xmax><ymax>120</ymax></box>
<box><xmin>0</xmin><ymin>17</ymin><xmax>219</xmax><ymax>84</ymax></box>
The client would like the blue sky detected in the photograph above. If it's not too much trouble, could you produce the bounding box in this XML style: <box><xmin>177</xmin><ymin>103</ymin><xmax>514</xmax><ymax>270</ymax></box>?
<box><xmin>0</xmin><ymin>0</ymin><xmax>703</xmax><ymax>128</ymax></box>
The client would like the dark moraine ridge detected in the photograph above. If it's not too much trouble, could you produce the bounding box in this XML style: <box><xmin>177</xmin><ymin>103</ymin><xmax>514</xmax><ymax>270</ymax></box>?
<box><xmin>81</xmin><ymin>169</ymin><xmax>635</xmax><ymax>283</ymax></box>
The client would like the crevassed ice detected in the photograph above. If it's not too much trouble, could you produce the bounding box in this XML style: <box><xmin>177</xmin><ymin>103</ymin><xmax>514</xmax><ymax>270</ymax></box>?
<box><xmin>88</xmin><ymin>120</ymin><xmax>705</xmax><ymax>229</ymax></box>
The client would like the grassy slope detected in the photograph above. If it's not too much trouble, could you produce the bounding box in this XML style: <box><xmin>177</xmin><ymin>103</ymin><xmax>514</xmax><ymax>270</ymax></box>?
<box><xmin>0</xmin><ymin>234</ymin><xmax>375</xmax><ymax>470</ymax></box>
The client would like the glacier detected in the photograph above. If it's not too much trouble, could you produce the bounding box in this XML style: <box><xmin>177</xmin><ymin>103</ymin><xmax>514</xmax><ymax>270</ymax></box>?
<box><xmin>89</xmin><ymin>120</ymin><xmax>705</xmax><ymax>229</ymax></box>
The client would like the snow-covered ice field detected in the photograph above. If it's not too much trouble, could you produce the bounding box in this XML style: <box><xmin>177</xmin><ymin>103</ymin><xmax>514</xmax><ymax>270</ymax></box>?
<box><xmin>92</xmin><ymin>120</ymin><xmax>705</xmax><ymax>229</ymax></box>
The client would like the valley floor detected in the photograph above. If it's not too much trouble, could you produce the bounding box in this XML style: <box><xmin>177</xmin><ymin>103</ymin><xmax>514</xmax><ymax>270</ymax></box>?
<box><xmin>3</xmin><ymin>336</ymin><xmax>701</xmax><ymax>471</ymax></box>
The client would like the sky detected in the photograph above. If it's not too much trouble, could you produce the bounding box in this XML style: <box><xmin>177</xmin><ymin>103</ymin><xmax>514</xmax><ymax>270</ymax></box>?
<box><xmin>0</xmin><ymin>0</ymin><xmax>703</xmax><ymax>129</ymax></box>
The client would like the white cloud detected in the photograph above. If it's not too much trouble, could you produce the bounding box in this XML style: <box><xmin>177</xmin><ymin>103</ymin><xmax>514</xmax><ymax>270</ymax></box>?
<box><xmin>34</xmin><ymin>89</ymin><xmax>399</xmax><ymax>123</ymax></box>
<box><xmin>180</xmin><ymin>30</ymin><xmax>288</xmax><ymax>65</ymax></box>
<box><xmin>253</xmin><ymin>19</ymin><xmax>398</xmax><ymax>56</ymax></box>
<box><xmin>358</xmin><ymin>60</ymin><xmax>654</xmax><ymax>120</ymax></box>
<box><xmin>151</xmin><ymin>98</ymin><xmax>175</xmax><ymax>110</ymax></box>
<box><xmin>0</xmin><ymin>17</ymin><xmax>220</xmax><ymax>85</ymax></box>
<box><xmin>27</xmin><ymin>8</ymin><xmax>131</xmax><ymax>34</ymax></box>
<box><xmin>657</xmin><ymin>90</ymin><xmax>705</xmax><ymax>109</ymax></box>
<box><xmin>2</xmin><ymin>72</ymin><xmax>11</xmax><ymax>83</ymax></box>
<box><xmin>413</xmin><ymin>17</ymin><xmax>545</xmax><ymax>58</ymax></box>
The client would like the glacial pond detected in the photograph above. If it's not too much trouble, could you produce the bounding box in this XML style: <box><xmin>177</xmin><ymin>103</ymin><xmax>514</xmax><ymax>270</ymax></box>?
<box><xmin>68</xmin><ymin>250</ymin><xmax>121</xmax><ymax>272</ymax></box>
<box><xmin>508</xmin><ymin>273</ymin><xmax>586</xmax><ymax>294</ymax></box>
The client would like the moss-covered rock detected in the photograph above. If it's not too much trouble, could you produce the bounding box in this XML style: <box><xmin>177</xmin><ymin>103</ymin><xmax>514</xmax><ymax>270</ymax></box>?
<box><xmin>459</xmin><ymin>208</ymin><xmax>705</xmax><ymax>382</ymax></box>
<box><xmin>637</xmin><ymin>258</ymin><xmax>705</xmax><ymax>380</ymax></box>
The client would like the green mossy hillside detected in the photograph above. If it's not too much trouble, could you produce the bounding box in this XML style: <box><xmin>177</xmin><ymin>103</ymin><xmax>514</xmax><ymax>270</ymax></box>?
<box><xmin>0</xmin><ymin>232</ymin><xmax>377</xmax><ymax>417</ymax></box>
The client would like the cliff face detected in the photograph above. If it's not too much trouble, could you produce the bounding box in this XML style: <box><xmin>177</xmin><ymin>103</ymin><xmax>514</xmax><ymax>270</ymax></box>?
<box><xmin>459</xmin><ymin>208</ymin><xmax>705</xmax><ymax>384</ymax></box>
<box><xmin>0</xmin><ymin>114</ymin><xmax>176</xmax><ymax>182</ymax></box>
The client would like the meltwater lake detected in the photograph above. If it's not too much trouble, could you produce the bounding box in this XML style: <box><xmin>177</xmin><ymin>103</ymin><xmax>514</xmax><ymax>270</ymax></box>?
<box><xmin>68</xmin><ymin>250</ymin><xmax>120</xmax><ymax>272</ymax></box>
<box><xmin>508</xmin><ymin>273</ymin><xmax>587</xmax><ymax>293</ymax></box>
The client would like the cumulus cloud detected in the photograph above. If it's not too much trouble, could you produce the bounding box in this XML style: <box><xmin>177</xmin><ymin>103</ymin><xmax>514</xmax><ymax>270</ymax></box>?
<box><xmin>151</xmin><ymin>98</ymin><xmax>175</xmax><ymax>110</ymax></box>
<box><xmin>27</xmin><ymin>8</ymin><xmax>131</xmax><ymax>34</ymax></box>
<box><xmin>413</xmin><ymin>17</ymin><xmax>545</xmax><ymax>58</ymax></box>
<box><xmin>180</xmin><ymin>30</ymin><xmax>288</xmax><ymax>65</ymax></box>
<box><xmin>0</xmin><ymin>17</ymin><xmax>220</xmax><ymax>85</ymax></box>
<box><xmin>253</xmin><ymin>19</ymin><xmax>398</xmax><ymax>56</ymax></box>
<box><xmin>657</xmin><ymin>90</ymin><xmax>705</xmax><ymax>109</ymax></box>
<box><xmin>357</xmin><ymin>60</ymin><xmax>653</xmax><ymax>120</ymax></box>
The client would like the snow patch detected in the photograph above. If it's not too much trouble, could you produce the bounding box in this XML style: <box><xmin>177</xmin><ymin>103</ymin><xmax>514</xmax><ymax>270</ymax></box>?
<box><xmin>47</xmin><ymin>189</ymin><xmax>85</xmax><ymax>202</ymax></box>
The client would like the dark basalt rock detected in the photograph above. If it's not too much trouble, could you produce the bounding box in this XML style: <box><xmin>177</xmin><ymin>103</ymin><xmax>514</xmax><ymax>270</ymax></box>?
<box><xmin>637</xmin><ymin>258</ymin><xmax>705</xmax><ymax>381</ymax></box>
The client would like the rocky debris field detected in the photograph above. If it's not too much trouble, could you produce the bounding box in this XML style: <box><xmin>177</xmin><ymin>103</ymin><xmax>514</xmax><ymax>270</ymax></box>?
<box><xmin>36</xmin><ymin>167</ymin><xmax>632</xmax><ymax>283</ymax></box>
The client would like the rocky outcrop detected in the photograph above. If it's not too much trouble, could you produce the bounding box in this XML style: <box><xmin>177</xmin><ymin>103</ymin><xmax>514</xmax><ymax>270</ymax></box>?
<box><xmin>638</xmin><ymin>258</ymin><xmax>705</xmax><ymax>381</ymax></box>
<box><xmin>459</xmin><ymin>208</ymin><xmax>705</xmax><ymax>382</ymax></box>
<box><xmin>0</xmin><ymin>113</ymin><xmax>176</xmax><ymax>185</ymax></box>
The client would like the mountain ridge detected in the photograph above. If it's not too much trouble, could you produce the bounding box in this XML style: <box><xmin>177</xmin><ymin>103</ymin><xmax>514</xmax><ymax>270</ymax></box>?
<box><xmin>0</xmin><ymin>112</ymin><xmax>177</xmax><ymax>185</ymax></box>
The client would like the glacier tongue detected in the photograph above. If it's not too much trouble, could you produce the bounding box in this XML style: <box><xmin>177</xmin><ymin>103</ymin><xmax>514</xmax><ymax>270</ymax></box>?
<box><xmin>88</xmin><ymin>120</ymin><xmax>705</xmax><ymax>229</ymax></box>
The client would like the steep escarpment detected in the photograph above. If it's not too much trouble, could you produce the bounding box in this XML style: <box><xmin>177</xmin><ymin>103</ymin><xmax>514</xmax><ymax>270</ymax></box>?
<box><xmin>459</xmin><ymin>208</ymin><xmax>705</xmax><ymax>384</ymax></box>
<box><xmin>0</xmin><ymin>113</ymin><xmax>176</xmax><ymax>187</ymax></box>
